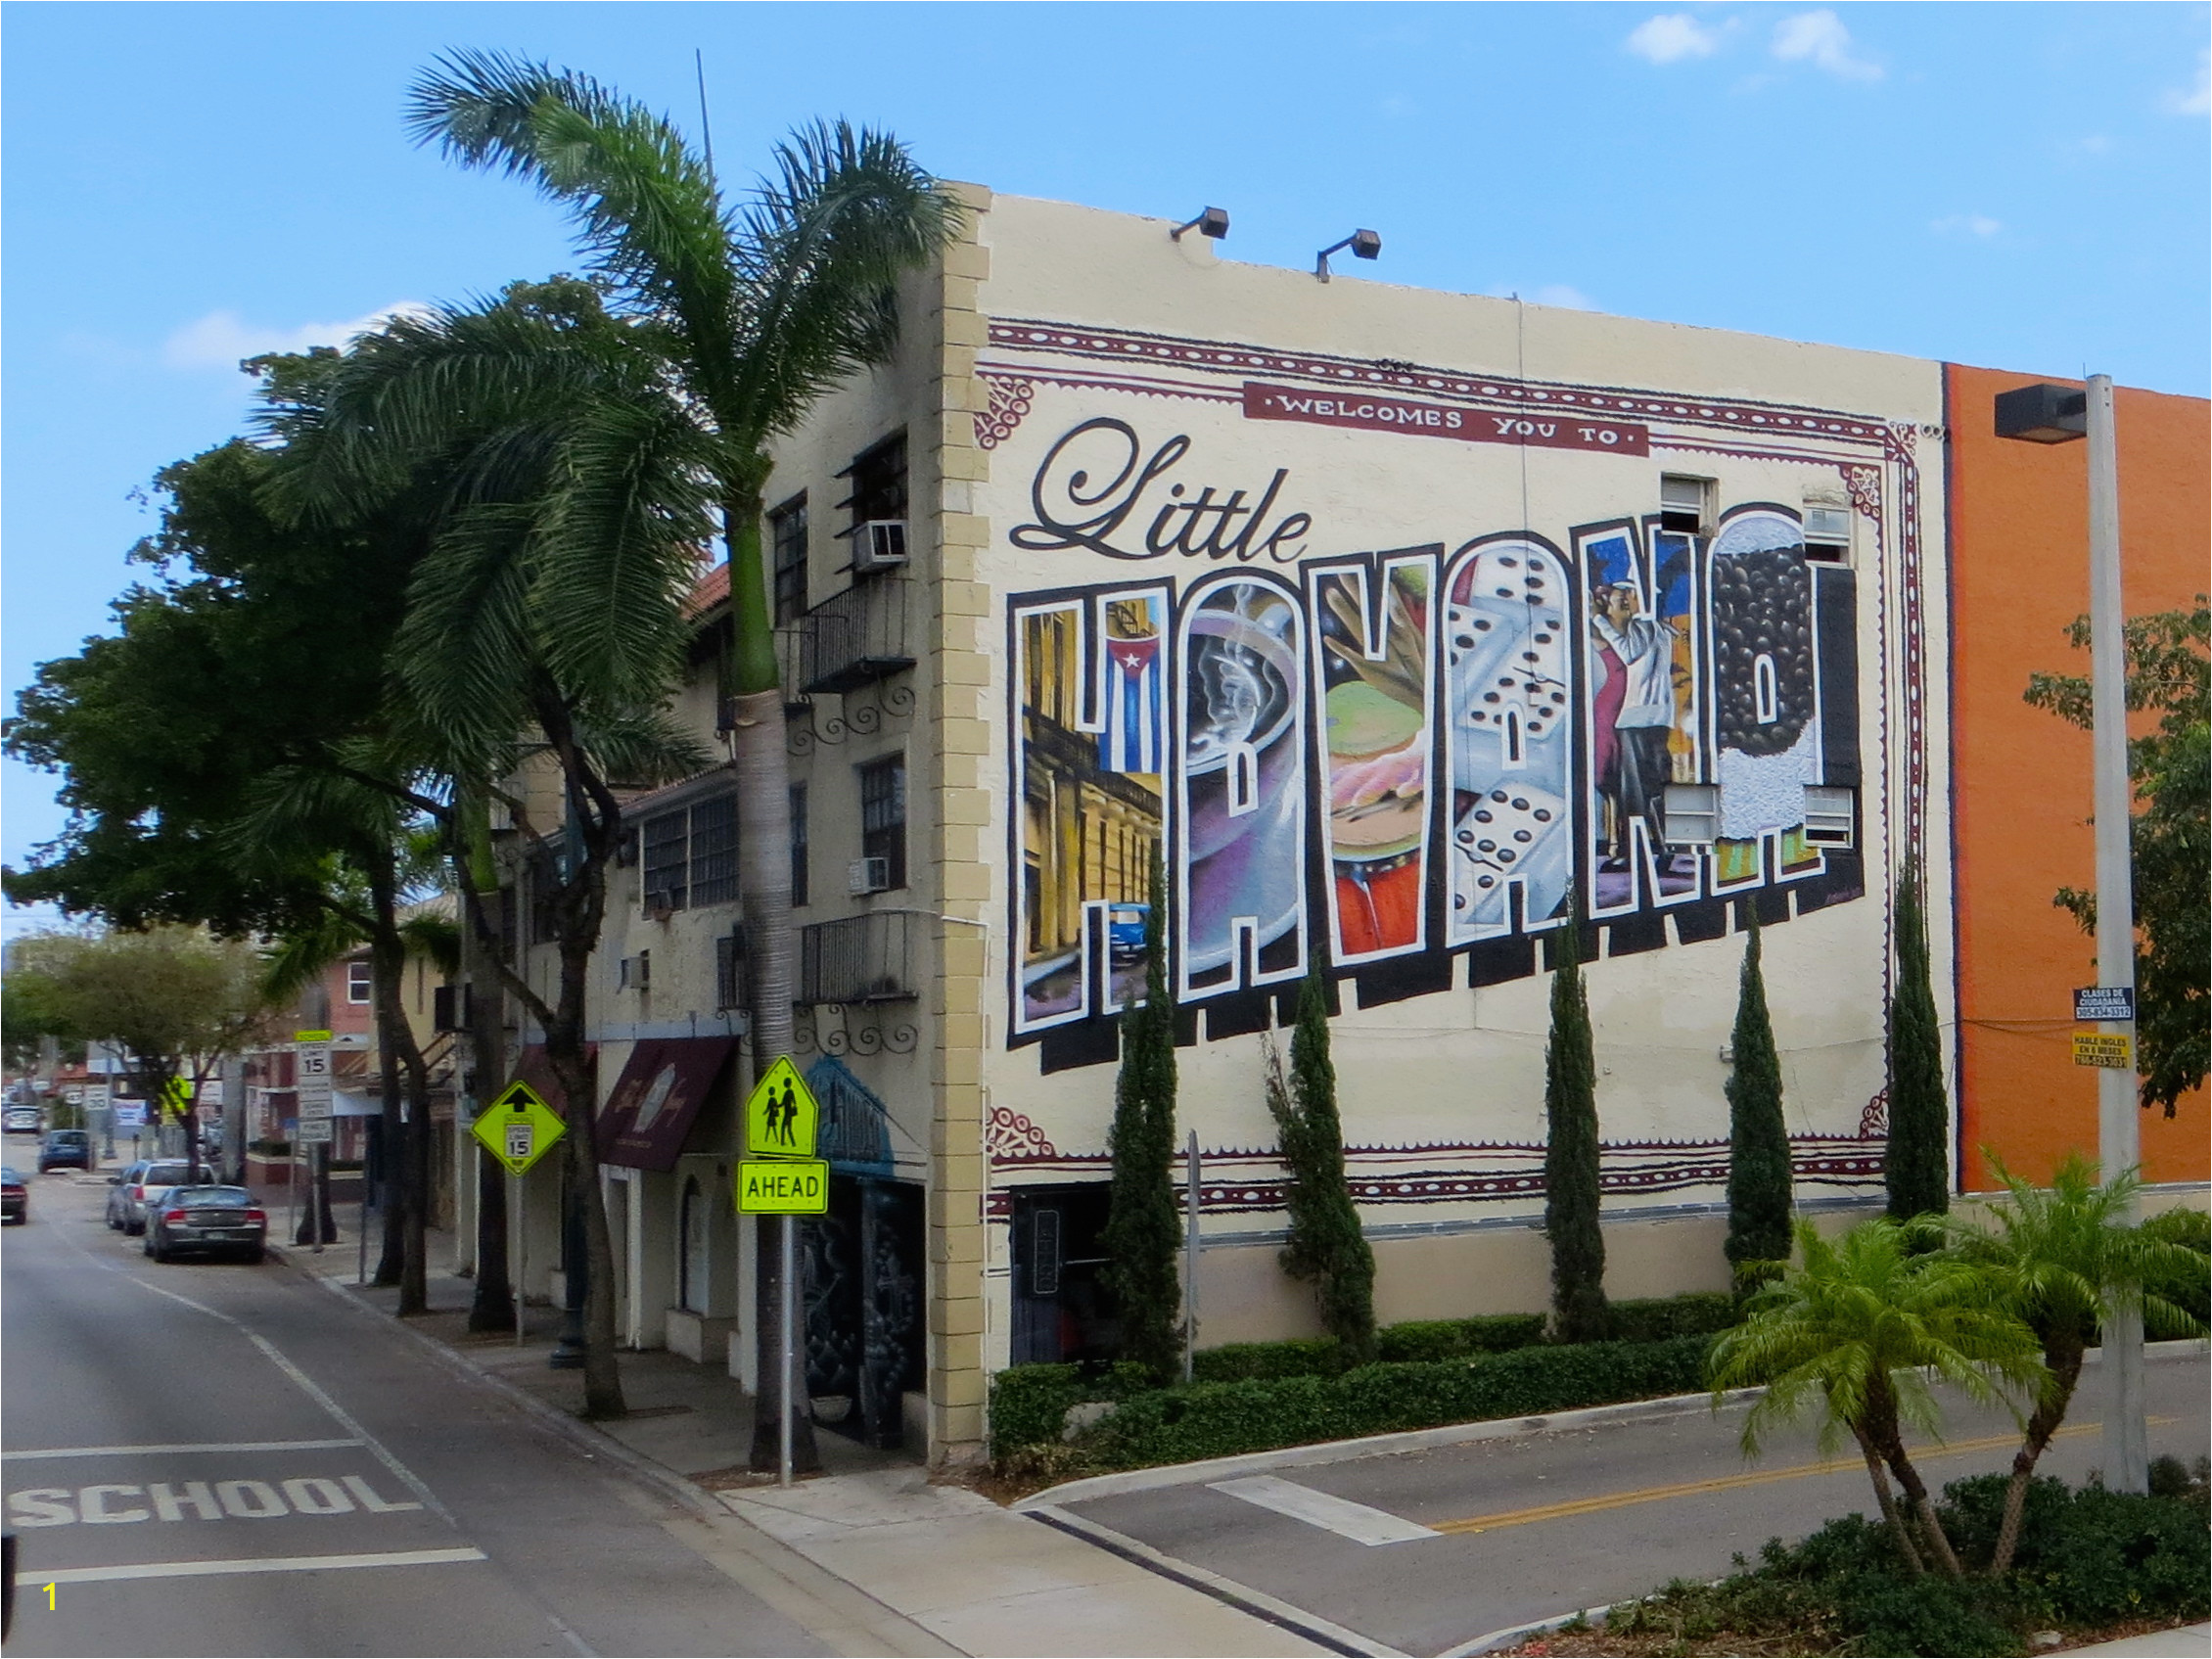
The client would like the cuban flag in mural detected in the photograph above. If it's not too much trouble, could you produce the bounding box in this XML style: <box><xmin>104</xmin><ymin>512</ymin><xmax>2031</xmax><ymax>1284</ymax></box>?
<box><xmin>1099</xmin><ymin>627</ymin><xmax>1162</xmax><ymax>775</ymax></box>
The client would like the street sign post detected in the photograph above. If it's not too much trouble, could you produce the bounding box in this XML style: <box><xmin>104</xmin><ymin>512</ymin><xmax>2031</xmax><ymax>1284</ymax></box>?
<box><xmin>2072</xmin><ymin>1034</ymin><xmax>2134</xmax><ymax>1070</ymax></box>
<box><xmin>294</xmin><ymin>1032</ymin><xmax>334</xmax><ymax>1253</ymax></box>
<box><xmin>740</xmin><ymin>1056</ymin><xmax>821</xmax><ymax>1491</ymax></box>
<box><xmin>297</xmin><ymin>1117</ymin><xmax>336</xmax><ymax>1144</ymax></box>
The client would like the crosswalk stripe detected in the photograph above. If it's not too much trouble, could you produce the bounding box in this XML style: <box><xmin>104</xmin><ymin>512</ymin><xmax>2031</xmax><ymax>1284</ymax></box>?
<box><xmin>4</xmin><ymin>1440</ymin><xmax>362</xmax><ymax>1461</ymax></box>
<box><xmin>42</xmin><ymin>1546</ymin><xmax>487</xmax><ymax>1584</ymax></box>
<box><xmin>1209</xmin><ymin>1475</ymin><xmax>1439</xmax><ymax>1545</ymax></box>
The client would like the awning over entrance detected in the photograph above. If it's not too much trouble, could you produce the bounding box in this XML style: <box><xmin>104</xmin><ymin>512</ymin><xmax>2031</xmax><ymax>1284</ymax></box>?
<box><xmin>597</xmin><ymin>1037</ymin><xmax>735</xmax><ymax>1172</ymax></box>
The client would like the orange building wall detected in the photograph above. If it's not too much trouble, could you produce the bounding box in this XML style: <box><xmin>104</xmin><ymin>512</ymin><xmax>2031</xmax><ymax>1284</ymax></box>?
<box><xmin>1945</xmin><ymin>363</ymin><xmax>2208</xmax><ymax>1192</ymax></box>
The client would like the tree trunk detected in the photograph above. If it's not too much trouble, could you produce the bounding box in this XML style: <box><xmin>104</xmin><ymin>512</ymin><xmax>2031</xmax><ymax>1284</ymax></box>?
<box><xmin>1881</xmin><ymin>1433</ymin><xmax>1963</xmax><ymax>1577</ymax></box>
<box><xmin>374</xmin><ymin>989</ymin><xmax>406</xmax><ymax>1287</ymax></box>
<box><xmin>548</xmin><ymin>1036</ymin><xmax>624</xmax><ymax>1418</ymax></box>
<box><xmin>725</xmin><ymin>495</ymin><xmax>820</xmax><ymax>1475</ymax></box>
<box><xmin>1854</xmin><ymin>1424</ymin><xmax>1924</xmax><ymax>1575</ymax></box>
<box><xmin>368</xmin><ymin>855</ymin><xmax>436</xmax><ymax>1315</ymax></box>
<box><xmin>464</xmin><ymin>918</ymin><xmax>514</xmax><ymax>1333</ymax></box>
<box><xmin>1993</xmin><ymin>1338</ymin><xmax>2085</xmax><ymax>1575</ymax></box>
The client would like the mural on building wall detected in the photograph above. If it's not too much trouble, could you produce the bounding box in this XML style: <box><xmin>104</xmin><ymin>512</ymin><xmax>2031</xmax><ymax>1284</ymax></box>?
<box><xmin>1004</xmin><ymin>420</ymin><xmax>1866</xmax><ymax>1067</ymax></box>
<box><xmin>1014</xmin><ymin>586</ymin><xmax>1169</xmax><ymax>1033</ymax></box>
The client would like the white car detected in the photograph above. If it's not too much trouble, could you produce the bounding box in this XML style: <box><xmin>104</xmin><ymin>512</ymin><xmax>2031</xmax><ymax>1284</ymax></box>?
<box><xmin>115</xmin><ymin>1159</ymin><xmax>214</xmax><ymax>1235</ymax></box>
<box><xmin>3</xmin><ymin>1105</ymin><xmax>39</xmax><ymax>1134</ymax></box>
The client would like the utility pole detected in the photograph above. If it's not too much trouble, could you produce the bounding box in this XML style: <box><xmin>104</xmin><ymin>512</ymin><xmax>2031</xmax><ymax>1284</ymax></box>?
<box><xmin>2084</xmin><ymin>375</ymin><xmax>2146</xmax><ymax>1494</ymax></box>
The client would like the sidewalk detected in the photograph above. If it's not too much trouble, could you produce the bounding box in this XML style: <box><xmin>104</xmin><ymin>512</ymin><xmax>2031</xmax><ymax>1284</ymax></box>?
<box><xmin>2065</xmin><ymin>1625</ymin><xmax>2211</xmax><ymax>1656</ymax></box>
<box><xmin>266</xmin><ymin>1195</ymin><xmax>1319</xmax><ymax>1656</ymax></box>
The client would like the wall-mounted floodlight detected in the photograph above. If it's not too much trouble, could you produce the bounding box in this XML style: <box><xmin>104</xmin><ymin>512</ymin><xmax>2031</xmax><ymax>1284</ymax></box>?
<box><xmin>1993</xmin><ymin>382</ymin><xmax>2088</xmax><ymax>444</ymax></box>
<box><xmin>1315</xmin><ymin>228</ymin><xmax>1381</xmax><ymax>283</ymax></box>
<box><xmin>1171</xmin><ymin>207</ymin><xmax>1230</xmax><ymax>242</ymax></box>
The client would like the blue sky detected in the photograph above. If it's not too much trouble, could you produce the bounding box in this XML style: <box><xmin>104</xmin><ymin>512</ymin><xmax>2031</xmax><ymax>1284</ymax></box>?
<box><xmin>4</xmin><ymin>1</ymin><xmax>2206</xmax><ymax>937</ymax></box>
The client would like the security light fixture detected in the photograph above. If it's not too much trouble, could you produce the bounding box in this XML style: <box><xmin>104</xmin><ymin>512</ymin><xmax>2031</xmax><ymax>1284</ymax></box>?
<box><xmin>1315</xmin><ymin>228</ymin><xmax>1382</xmax><ymax>283</ymax></box>
<box><xmin>1994</xmin><ymin>382</ymin><xmax>2088</xmax><ymax>444</ymax></box>
<box><xmin>1171</xmin><ymin>206</ymin><xmax>1230</xmax><ymax>242</ymax></box>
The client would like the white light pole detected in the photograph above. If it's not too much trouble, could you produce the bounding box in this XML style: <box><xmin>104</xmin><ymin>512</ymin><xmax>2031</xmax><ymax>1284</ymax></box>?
<box><xmin>1991</xmin><ymin>374</ymin><xmax>2145</xmax><ymax>1493</ymax></box>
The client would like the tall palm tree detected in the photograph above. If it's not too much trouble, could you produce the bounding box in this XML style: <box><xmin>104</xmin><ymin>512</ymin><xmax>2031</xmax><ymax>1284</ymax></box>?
<box><xmin>406</xmin><ymin>54</ymin><xmax>957</xmax><ymax>1460</ymax></box>
<box><xmin>1932</xmin><ymin>1154</ymin><xmax>2208</xmax><ymax>1573</ymax></box>
<box><xmin>1710</xmin><ymin>1218</ymin><xmax>2044</xmax><ymax>1578</ymax></box>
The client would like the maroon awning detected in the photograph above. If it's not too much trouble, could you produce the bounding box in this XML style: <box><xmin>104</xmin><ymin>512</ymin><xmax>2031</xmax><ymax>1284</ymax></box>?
<box><xmin>595</xmin><ymin>1037</ymin><xmax>735</xmax><ymax>1173</ymax></box>
<box><xmin>512</xmin><ymin>1044</ymin><xmax>596</xmax><ymax>1124</ymax></box>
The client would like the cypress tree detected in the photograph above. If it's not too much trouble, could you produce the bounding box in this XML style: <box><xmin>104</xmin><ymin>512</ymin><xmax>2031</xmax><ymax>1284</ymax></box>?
<box><xmin>1885</xmin><ymin>858</ymin><xmax>1951</xmax><ymax>1221</ymax></box>
<box><xmin>1724</xmin><ymin>911</ymin><xmax>1794</xmax><ymax>1270</ymax></box>
<box><xmin>1544</xmin><ymin>920</ymin><xmax>1610</xmax><ymax>1343</ymax></box>
<box><xmin>1266</xmin><ymin>968</ymin><xmax>1378</xmax><ymax>1364</ymax></box>
<box><xmin>1102</xmin><ymin>854</ymin><xmax>1182</xmax><ymax>1381</ymax></box>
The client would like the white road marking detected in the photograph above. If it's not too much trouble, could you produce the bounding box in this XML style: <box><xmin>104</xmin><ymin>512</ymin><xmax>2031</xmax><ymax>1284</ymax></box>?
<box><xmin>4</xmin><ymin>1440</ymin><xmax>361</xmax><ymax>1461</ymax></box>
<box><xmin>1208</xmin><ymin>1475</ymin><xmax>1439</xmax><ymax>1545</ymax></box>
<box><xmin>44</xmin><ymin>1546</ymin><xmax>487</xmax><ymax>1584</ymax></box>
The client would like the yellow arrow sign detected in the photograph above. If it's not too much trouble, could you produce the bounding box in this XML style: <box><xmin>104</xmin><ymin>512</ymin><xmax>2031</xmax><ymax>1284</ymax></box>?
<box><xmin>736</xmin><ymin>1159</ymin><xmax>829</xmax><ymax>1215</ymax></box>
<box><xmin>2072</xmin><ymin>1033</ymin><xmax>2134</xmax><ymax>1070</ymax></box>
<box><xmin>745</xmin><ymin>1056</ymin><xmax>820</xmax><ymax>1160</ymax></box>
<box><xmin>471</xmin><ymin>1080</ymin><xmax>567</xmax><ymax>1175</ymax></box>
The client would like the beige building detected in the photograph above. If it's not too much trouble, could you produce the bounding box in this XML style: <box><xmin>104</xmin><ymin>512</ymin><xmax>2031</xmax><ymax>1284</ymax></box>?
<box><xmin>477</xmin><ymin>186</ymin><xmax>1962</xmax><ymax>1469</ymax></box>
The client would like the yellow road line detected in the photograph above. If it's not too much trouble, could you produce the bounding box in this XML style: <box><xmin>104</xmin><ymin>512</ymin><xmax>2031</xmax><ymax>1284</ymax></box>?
<box><xmin>1431</xmin><ymin>1417</ymin><xmax>2167</xmax><ymax>1536</ymax></box>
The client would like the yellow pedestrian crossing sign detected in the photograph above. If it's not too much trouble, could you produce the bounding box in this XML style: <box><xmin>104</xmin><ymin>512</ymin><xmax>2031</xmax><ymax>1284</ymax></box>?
<box><xmin>472</xmin><ymin>1080</ymin><xmax>566</xmax><ymax>1176</ymax></box>
<box><xmin>736</xmin><ymin>1158</ymin><xmax>830</xmax><ymax>1214</ymax></box>
<box><xmin>745</xmin><ymin>1057</ymin><xmax>819</xmax><ymax>1160</ymax></box>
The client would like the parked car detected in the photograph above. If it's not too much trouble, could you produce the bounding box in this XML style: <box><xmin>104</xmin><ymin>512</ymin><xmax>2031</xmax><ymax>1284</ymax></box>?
<box><xmin>1</xmin><ymin>1168</ymin><xmax>25</xmax><ymax>1224</ymax></box>
<box><xmin>116</xmin><ymin>1160</ymin><xmax>212</xmax><ymax>1235</ymax></box>
<box><xmin>36</xmin><ymin>1129</ymin><xmax>91</xmax><ymax>1173</ymax></box>
<box><xmin>3</xmin><ymin>1105</ymin><xmax>39</xmax><ymax>1135</ymax></box>
<box><xmin>144</xmin><ymin>1185</ymin><xmax>266</xmax><ymax>1264</ymax></box>
<box><xmin>104</xmin><ymin>1161</ymin><xmax>150</xmax><ymax>1229</ymax></box>
<box><xmin>1107</xmin><ymin>901</ymin><xmax>1151</xmax><ymax>963</ymax></box>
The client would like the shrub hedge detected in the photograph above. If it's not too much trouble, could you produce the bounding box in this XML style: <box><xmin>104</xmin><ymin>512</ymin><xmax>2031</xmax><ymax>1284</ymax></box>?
<box><xmin>2142</xmin><ymin>1205</ymin><xmax>2211</xmax><ymax>1325</ymax></box>
<box><xmin>990</xmin><ymin>1335</ymin><xmax>1710</xmax><ymax>1470</ymax></box>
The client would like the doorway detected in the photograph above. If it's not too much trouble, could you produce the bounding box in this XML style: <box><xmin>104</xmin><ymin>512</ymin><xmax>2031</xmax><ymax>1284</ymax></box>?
<box><xmin>678</xmin><ymin>1176</ymin><xmax>710</xmax><ymax>1315</ymax></box>
<box><xmin>1008</xmin><ymin>1182</ymin><xmax>1118</xmax><ymax>1366</ymax></box>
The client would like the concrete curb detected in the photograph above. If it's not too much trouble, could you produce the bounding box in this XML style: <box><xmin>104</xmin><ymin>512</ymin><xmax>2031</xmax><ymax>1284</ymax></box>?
<box><xmin>1439</xmin><ymin>1602</ymin><xmax>1617</xmax><ymax>1658</ymax></box>
<box><xmin>1012</xmin><ymin>1339</ymin><xmax>2208</xmax><ymax>1511</ymax></box>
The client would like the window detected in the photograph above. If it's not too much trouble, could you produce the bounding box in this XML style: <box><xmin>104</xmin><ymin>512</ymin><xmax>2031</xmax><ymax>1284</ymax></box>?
<box><xmin>1659</xmin><ymin>474</ymin><xmax>1714</xmax><ymax>535</ymax></box>
<box><xmin>1664</xmin><ymin>783</ymin><xmax>1721</xmax><ymax>845</ymax></box>
<box><xmin>641</xmin><ymin>796</ymin><xmax>741</xmax><ymax>913</ymax></box>
<box><xmin>527</xmin><ymin>847</ymin><xmax>563</xmax><ymax>945</ymax></box>
<box><xmin>619</xmin><ymin>950</ymin><xmax>651</xmax><ymax>991</ymax></box>
<box><xmin>642</xmin><ymin>810</ymin><xmax>689</xmax><ymax>912</ymax></box>
<box><xmin>840</xmin><ymin>432</ymin><xmax>907</xmax><ymax>552</ymax></box>
<box><xmin>857</xmin><ymin>756</ymin><xmax>907</xmax><ymax>892</ymax></box>
<box><xmin>1803</xmin><ymin>786</ymin><xmax>1856</xmax><ymax>847</ymax></box>
<box><xmin>1803</xmin><ymin>501</ymin><xmax>1853</xmax><ymax>564</ymax></box>
<box><xmin>346</xmin><ymin>960</ymin><xmax>373</xmax><ymax>1004</ymax></box>
<box><xmin>688</xmin><ymin>796</ymin><xmax>738</xmax><ymax>908</ymax></box>
<box><xmin>790</xmin><ymin>784</ymin><xmax>809</xmax><ymax>908</ymax></box>
<box><xmin>770</xmin><ymin>493</ymin><xmax>808</xmax><ymax>625</ymax></box>
<box><xmin>714</xmin><ymin>931</ymin><xmax>744</xmax><ymax>1012</ymax></box>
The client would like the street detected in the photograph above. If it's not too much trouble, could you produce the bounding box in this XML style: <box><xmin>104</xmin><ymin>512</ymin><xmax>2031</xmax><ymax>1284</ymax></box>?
<box><xmin>1</xmin><ymin>1169</ymin><xmax>914</xmax><ymax>1659</ymax></box>
<box><xmin>1037</xmin><ymin>1349</ymin><xmax>2211</xmax><ymax>1656</ymax></box>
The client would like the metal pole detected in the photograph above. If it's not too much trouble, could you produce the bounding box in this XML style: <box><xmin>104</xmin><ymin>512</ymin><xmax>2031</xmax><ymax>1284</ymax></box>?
<box><xmin>779</xmin><ymin>1215</ymin><xmax>796</xmax><ymax>1487</ymax></box>
<box><xmin>311</xmin><ymin>1144</ymin><xmax>325</xmax><ymax>1254</ymax></box>
<box><xmin>514</xmin><ymin>1171</ymin><xmax>526</xmax><ymax>1349</ymax></box>
<box><xmin>358</xmin><ymin>1129</ymin><xmax>369</xmax><ymax>1284</ymax></box>
<box><xmin>287</xmin><ymin>1137</ymin><xmax>299</xmax><ymax>1249</ymax></box>
<box><xmin>2085</xmin><ymin>374</ymin><xmax>2147</xmax><ymax>1494</ymax></box>
<box><xmin>1184</xmin><ymin>1130</ymin><xmax>1201</xmax><ymax>1385</ymax></box>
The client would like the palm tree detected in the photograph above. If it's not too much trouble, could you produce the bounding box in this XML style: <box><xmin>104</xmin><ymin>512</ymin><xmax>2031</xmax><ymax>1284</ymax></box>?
<box><xmin>405</xmin><ymin>54</ymin><xmax>957</xmax><ymax>1460</ymax></box>
<box><xmin>265</xmin><ymin>281</ymin><xmax>710</xmax><ymax>1414</ymax></box>
<box><xmin>1710</xmin><ymin>1218</ymin><xmax>2045</xmax><ymax>1578</ymax></box>
<box><xmin>1932</xmin><ymin>1153</ymin><xmax>2209</xmax><ymax>1573</ymax></box>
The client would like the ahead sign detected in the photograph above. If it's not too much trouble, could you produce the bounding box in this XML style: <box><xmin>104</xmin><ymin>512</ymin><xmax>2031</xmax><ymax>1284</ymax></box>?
<box><xmin>736</xmin><ymin>1159</ymin><xmax>829</xmax><ymax>1215</ymax></box>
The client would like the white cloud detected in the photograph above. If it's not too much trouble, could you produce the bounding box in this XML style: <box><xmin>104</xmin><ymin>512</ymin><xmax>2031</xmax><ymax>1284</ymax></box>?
<box><xmin>1625</xmin><ymin>14</ymin><xmax>1721</xmax><ymax>65</ymax></box>
<box><xmin>161</xmin><ymin>303</ymin><xmax>428</xmax><ymax>372</ymax></box>
<box><xmin>1931</xmin><ymin>213</ymin><xmax>2002</xmax><ymax>239</ymax></box>
<box><xmin>1772</xmin><ymin>11</ymin><xmax>1882</xmax><ymax>81</ymax></box>
<box><xmin>2167</xmin><ymin>48</ymin><xmax>2210</xmax><ymax>115</ymax></box>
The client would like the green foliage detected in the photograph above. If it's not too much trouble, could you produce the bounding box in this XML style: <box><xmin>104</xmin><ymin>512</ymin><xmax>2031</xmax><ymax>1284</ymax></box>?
<box><xmin>1544</xmin><ymin>922</ymin><xmax>1609</xmax><ymax>1343</ymax></box>
<box><xmin>2141</xmin><ymin>1207</ymin><xmax>2211</xmax><ymax>1324</ymax></box>
<box><xmin>2025</xmin><ymin>600</ymin><xmax>2208</xmax><ymax>1115</ymax></box>
<box><xmin>1606</xmin><ymin>1475</ymin><xmax>2209</xmax><ymax>1656</ymax></box>
<box><xmin>1375</xmin><ymin>1313</ymin><xmax>1550</xmax><ymax>1362</ymax></box>
<box><xmin>1610</xmin><ymin>1291</ymin><xmax>1741</xmax><ymax>1344</ymax></box>
<box><xmin>1079</xmin><ymin>1338</ymin><xmax>1710</xmax><ymax>1470</ymax></box>
<box><xmin>986</xmin><ymin>1360</ymin><xmax>1153</xmax><ymax>1462</ymax></box>
<box><xmin>1267</xmin><ymin>970</ymin><xmax>1377</xmax><ymax>1363</ymax></box>
<box><xmin>1191</xmin><ymin>1339</ymin><xmax>1346</xmax><ymax>1383</ymax></box>
<box><xmin>1103</xmin><ymin>857</ymin><xmax>1181</xmax><ymax>1383</ymax></box>
<box><xmin>1726</xmin><ymin>914</ymin><xmax>1794</xmax><ymax>1267</ymax></box>
<box><xmin>1886</xmin><ymin>860</ymin><xmax>1951</xmax><ymax>1221</ymax></box>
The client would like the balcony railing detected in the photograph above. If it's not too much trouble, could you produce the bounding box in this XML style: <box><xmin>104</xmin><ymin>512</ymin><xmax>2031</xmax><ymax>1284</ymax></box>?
<box><xmin>800</xmin><ymin>911</ymin><xmax>918</xmax><ymax>1006</ymax></box>
<box><xmin>789</xmin><ymin>576</ymin><xmax>914</xmax><ymax>697</ymax></box>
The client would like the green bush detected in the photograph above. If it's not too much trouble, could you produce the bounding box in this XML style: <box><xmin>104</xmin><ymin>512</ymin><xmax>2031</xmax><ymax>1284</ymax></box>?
<box><xmin>1374</xmin><ymin>1313</ymin><xmax>1548</xmax><ymax>1361</ymax></box>
<box><xmin>988</xmin><ymin>1361</ymin><xmax>1152</xmax><ymax>1461</ymax></box>
<box><xmin>2141</xmin><ymin>1206</ymin><xmax>2211</xmax><ymax>1325</ymax></box>
<box><xmin>1191</xmin><ymin>1338</ymin><xmax>1344</xmax><ymax>1383</ymax></box>
<box><xmin>1082</xmin><ymin>1336</ymin><xmax>1710</xmax><ymax>1469</ymax></box>
<box><xmin>1609</xmin><ymin>1292</ymin><xmax>1739</xmax><ymax>1344</ymax></box>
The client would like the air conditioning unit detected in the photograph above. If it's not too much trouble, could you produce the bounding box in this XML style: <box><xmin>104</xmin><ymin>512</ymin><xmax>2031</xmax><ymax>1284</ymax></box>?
<box><xmin>848</xmin><ymin>856</ymin><xmax>891</xmax><ymax>897</ymax></box>
<box><xmin>619</xmin><ymin>952</ymin><xmax>651</xmax><ymax>991</ymax></box>
<box><xmin>853</xmin><ymin>520</ymin><xmax>907</xmax><ymax>574</ymax></box>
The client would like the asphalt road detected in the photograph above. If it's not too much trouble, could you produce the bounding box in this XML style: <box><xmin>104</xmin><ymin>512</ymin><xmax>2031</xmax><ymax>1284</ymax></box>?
<box><xmin>1</xmin><ymin>1164</ymin><xmax>922</xmax><ymax>1658</ymax></box>
<box><xmin>1047</xmin><ymin>1337</ymin><xmax>2210</xmax><ymax>1657</ymax></box>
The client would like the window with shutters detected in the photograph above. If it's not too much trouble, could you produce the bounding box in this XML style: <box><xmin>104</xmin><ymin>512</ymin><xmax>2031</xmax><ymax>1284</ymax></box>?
<box><xmin>688</xmin><ymin>796</ymin><xmax>738</xmax><ymax>907</ymax></box>
<box><xmin>1659</xmin><ymin>474</ymin><xmax>1714</xmax><ymax>535</ymax></box>
<box><xmin>770</xmin><ymin>493</ymin><xmax>808</xmax><ymax>625</ymax></box>
<box><xmin>642</xmin><ymin>810</ymin><xmax>689</xmax><ymax>912</ymax></box>
<box><xmin>790</xmin><ymin>784</ymin><xmax>809</xmax><ymax>909</ymax></box>
<box><xmin>857</xmin><ymin>757</ymin><xmax>906</xmax><ymax>892</ymax></box>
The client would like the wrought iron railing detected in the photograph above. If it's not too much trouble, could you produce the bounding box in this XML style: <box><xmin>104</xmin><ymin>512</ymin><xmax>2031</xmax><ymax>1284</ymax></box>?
<box><xmin>790</xmin><ymin>576</ymin><xmax>914</xmax><ymax>697</ymax></box>
<box><xmin>800</xmin><ymin>911</ymin><xmax>918</xmax><ymax>1006</ymax></box>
